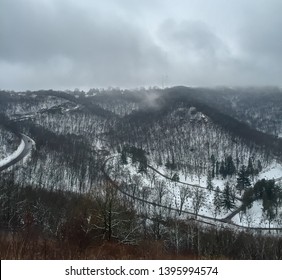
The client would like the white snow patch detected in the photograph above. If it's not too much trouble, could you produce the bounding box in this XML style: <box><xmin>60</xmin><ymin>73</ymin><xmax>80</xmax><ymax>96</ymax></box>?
<box><xmin>0</xmin><ymin>139</ymin><xmax>25</xmax><ymax>167</ymax></box>
<box><xmin>232</xmin><ymin>201</ymin><xmax>263</xmax><ymax>227</ymax></box>
<box><xmin>258</xmin><ymin>162</ymin><xmax>282</xmax><ymax>181</ymax></box>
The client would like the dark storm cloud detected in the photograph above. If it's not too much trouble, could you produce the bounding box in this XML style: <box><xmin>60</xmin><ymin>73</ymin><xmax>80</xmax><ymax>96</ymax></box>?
<box><xmin>1</xmin><ymin>0</ymin><xmax>282</xmax><ymax>90</ymax></box>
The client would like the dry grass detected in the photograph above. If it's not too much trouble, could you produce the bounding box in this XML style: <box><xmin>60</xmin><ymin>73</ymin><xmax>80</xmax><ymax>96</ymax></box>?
<box><xmin>0</xmin><ymin>231</ymin><xmax>202</xmax><ymax>260</ymax></box>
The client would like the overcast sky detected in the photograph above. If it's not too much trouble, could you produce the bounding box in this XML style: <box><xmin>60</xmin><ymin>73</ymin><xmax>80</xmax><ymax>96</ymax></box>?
<box><xmin>1</xmin><ymin>0</ymin><xmax>282</xmax><ymax>90</ymax></box>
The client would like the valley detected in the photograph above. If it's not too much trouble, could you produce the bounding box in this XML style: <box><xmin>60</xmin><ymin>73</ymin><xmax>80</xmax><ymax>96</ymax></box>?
<box><xmin>1</xmin><ymin>87</ymin><xmax>282</xmax><ymax>259</ymax></box>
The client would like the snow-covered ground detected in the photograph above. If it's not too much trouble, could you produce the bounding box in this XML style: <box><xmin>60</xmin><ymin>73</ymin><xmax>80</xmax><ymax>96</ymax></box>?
<box><xmin>258</xmin><ymin>161</ymin><xmax>282</xmax><ymax>181</ymax></box>
<box><xmin>108</xmin><ymin>156</ymin><xmax>282</xmax><ymax>229</ymax></box>
<box><xmin>0</xmin><ymin>128</ymin><xmax>19</xmax><ymax>160</ymax></box>
<box><xmin>0</xmin><ymin>139</ymin><xmax>25</xmax><ymax>167</ymax></box>
<box><xmin>232</xmin><ymin>201</ymin><xmax>263</xmax><ymax>227</ymax></box>
<box><xmin>108</xmin><ymin>157</ymin><xmax>234</xmax><ymax>220</ymax></box>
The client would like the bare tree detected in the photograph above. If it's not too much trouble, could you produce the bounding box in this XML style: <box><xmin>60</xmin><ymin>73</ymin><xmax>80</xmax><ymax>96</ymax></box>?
<box><xmin>191</xmin><ymin>188</ymin><xmax>206</xmax><ymax>219</ymax></box>
<box><xmin>174</xmin><ymin>186</ymin><xmax>191</xmax><ymax>216</ymax></box>
<box><xmin>94</xmin><ymin>182</ymin><xmax>137</xmax><ymax>242</ymax></box>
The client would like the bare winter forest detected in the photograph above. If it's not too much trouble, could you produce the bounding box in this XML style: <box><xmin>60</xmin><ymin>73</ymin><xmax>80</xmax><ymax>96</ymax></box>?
<box><xmin>1</xmin><ymin>87</ymin><xmax>282</xmax><ymax>259</ymax></box>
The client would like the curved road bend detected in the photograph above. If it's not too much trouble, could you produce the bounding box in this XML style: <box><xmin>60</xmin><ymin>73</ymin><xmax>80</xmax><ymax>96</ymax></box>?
<box><xmin>0</xmin><ymin>134</ymin><xmax>34</xmax><ymax>172</ymax></box>
<box><xmin>102</xmin><ymin>158</ymin><xmax>241</xmax><ymax>227</ymax></box>
<box><xmin>103</xmin><ymin>157</ymin><xmax>282</xmax><ymax>232</ymax></box>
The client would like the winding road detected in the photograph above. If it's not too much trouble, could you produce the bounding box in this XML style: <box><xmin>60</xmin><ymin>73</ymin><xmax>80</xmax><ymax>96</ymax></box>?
<box><xmin>0</xmin><ymin>134</ymin><xmax>34</xmax><ymax>172</ymax></box>
<box><xmin>103</xmin><ymin>157</ymin><xmax>282</xmax><ymax>232</ymax></box>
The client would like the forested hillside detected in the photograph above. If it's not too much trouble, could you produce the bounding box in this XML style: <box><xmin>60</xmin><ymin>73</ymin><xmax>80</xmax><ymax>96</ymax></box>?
<box><xmin>0</xmin><ymin>87</ymin><xmax>282</xmax><ymax>259</ymax></box>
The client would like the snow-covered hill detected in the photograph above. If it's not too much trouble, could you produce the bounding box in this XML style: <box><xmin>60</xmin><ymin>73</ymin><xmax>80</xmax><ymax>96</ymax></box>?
<box><xmin>1</xmin><ymin>87</ymin><xmax>282</xmax><ymax>232</ymax></box>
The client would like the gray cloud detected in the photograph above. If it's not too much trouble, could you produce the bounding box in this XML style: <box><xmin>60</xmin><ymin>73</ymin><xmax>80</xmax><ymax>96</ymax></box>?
<box><xmin>0</xmin><ymin>0</ymin><xmax>168</xmax><ymax>90</ymax></box>
<box><xmin>229</xmin><ymin>0</ymin><xmax>282</xmax><ymax>85</ymax></box>
<box><xmin>1</xmin><ymin>0</ymin><xmax>282</xmax><ymax>90</ymax></box>
<box><xmin>237</xmin><ymin>0</ymin><xmax>282</xmax><ymax>59</ymax></box>
<box><xmin>158</xmin><ymin>20</ymin><xmax>224</xmax><ymax>55</ymax></box>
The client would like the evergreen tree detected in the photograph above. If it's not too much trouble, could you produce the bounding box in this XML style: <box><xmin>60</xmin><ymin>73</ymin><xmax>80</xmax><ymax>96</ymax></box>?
<box><xmin>120</xmin><ymin>148</ymin><xmax>128</xmax><ymax>164</ymax></box>
<box><xmin>236</xmin><ymin>165</ymin><xmax>251</xmax><ymax>195</ymax></box>
<box><xmin>165</xmin><ymin>158</ymin><xmax>177</xmax><ymax>170</ymax></box>
<box><xmin>220</xmin><ymin>183</ymin><xmax>236</xmax><ymax>211</ymax></box>
<box><xmin>210</xmin><ymin>154</ymin><xmax>216</xmax><ymax>178</ymax></box>
<box><xmin>206</xmin><ymin>171</ymin><xmax>213</xmax><ymax>191</ymax></box>
<box><xmin>225</xmin><ymin>155</ymin><xmax>236</xmax><ymax>176</ymax></box>
<box><xmin>257</xmin><ymin>160</ymin><xmax>263</xmax><ymax>173</ymax></box>
<box><xmin>157</xmin><ymin>155</ymin><xmax>162</xmax><ymax>166</ymax></box>
<box><xmin>215</xmin><ymin>161</ymin><xmax>220</xmax><ymax>177</ymax></box>
<box><xmin>219</xmin><ymin>160</ymin><xmax>226</xmax><ymax>178</ymax></box>
<box><xmin>172</xmin><ymin>173</ymin><xmax>180</xmax><ymax>182</ymax></box>
<box><xmin>213</xmin><ymin>186</ymin><xmax>221</xmax><ymax>218</ymax></box>
<box><xmin>138</xmin><ymin>156</ymin><xmax>148</xmax><ymax>173</ymax></box>
<box><xmin>236</xmin><ymin>157</ymin><xmax>240</xmax><ymax>170</ymax></box>
<box><xmin>254</xmin><ymin>179</ymin><xmax>282</xmax><ymax>215</ymax></box>
<box><xmin>247</xmin><ymin>157</ymin><xmax>254</xmax><ymax>179</ymax></box>
<box><xmin>241</xmin><ymin>188</ymin><xmax>255</xmax><ymax>213</ymax></box>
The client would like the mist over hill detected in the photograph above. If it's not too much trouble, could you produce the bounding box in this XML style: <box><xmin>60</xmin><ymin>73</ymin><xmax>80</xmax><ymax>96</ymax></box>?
<box><xmin>1</xmin><ymin>86</ymin><xmax>282</xmax><ymax>259</ymax></box>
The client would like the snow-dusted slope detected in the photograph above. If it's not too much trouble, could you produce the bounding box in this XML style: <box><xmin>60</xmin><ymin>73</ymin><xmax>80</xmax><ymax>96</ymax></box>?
<box><xmin>0</xmin><ymin>126</ymin><xmax>20</xmax><ymax>160</ymax></box>
<box><xmin>0</xmin><ymin>139</ymin><xmax>25</xmax><ymax>167</ymax></box>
